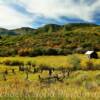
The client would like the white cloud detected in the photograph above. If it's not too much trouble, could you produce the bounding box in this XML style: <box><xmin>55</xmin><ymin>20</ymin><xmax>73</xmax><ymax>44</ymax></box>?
<box><xmin>0</xmin><ymin>5</ymin><xmax>33</xmax><ymax>29</ymax></box>
<box><xmin>0</xmin><ymin>0</ymin><xmax>100</xmax><ymax>29</ymax></box>
<box><xmin>18</xmin><ymin>0</ymin><xmax>100</xmax><ymax>21</ymax></box>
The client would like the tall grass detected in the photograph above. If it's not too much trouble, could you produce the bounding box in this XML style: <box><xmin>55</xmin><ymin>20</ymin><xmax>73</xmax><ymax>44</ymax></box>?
<box><xmin>0</xmin><ymin>71</ymin><xmax>100</xmax><ymax>100</ymax></box>
<box><xmin>0</xmin><ymin>54</ymin><xmax>100</xmax><ymax>99</ymax></box>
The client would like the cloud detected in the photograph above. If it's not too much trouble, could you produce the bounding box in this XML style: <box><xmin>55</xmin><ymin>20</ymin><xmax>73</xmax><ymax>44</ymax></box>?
<box><xmin>18</xmin><ymin>0</ymin><xmax>100</xmax><ymax>21</ymax></box>
<box><xmin>0</xmin><ymin>0</ymin><xmax>100</xmax><ymax>29</ymax></box>
<box><xmin>0</xmin><ymin>0</ymin><xmax>34</xmax><ymax>29</ymax></box>
<box><xmin>0</xmin><ymin>6</ymin><xmax>33</xmax><ymax>29</ymax></box>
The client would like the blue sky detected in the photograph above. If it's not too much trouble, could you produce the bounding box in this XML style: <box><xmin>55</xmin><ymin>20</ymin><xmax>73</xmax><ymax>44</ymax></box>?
<box><xmin>0</xmin><ymin>0</ymin><xmax>100</xmax><ymax>29</ymax></box>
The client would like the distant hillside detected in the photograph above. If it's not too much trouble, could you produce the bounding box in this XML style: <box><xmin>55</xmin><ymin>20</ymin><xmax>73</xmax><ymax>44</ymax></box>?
<box><xmin>0</xmin><ymin>23</ymin><xmax>100</xmax><ymax>56</ymax></box>
<box><xmin>0</xmin><ymin>28</ymin><xmax>16</xmax><ymax>35</ymax></box>
<box><xmin>12</xmin><ymin>27</ymin><xmax>35</xmax><ymax>35</ymax></box>
<box><xmin>0</xmin><ymin>23</ymin><xmax>98</xmax><ymax>35</ymax></box>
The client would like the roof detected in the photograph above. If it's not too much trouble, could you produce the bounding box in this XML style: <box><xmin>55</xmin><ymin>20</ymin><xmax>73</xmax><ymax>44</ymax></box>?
<box><xmin>85</xmin><ymin>51</ymin><xmax>94</xmax><ymax>55</ymax></box>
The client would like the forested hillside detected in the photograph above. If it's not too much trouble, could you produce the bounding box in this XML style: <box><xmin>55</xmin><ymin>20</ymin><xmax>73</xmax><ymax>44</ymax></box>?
<box><xmin>0</xmin><ymin>23</ymin><xmax>100</xmax><ymax>56</ymax></box>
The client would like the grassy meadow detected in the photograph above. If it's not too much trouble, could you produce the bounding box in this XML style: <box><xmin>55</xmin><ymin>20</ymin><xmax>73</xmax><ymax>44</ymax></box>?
<box><xmin>0</xmin><ymin>54</ymin><xmax>100</xmax><ymax>100</ymax></box>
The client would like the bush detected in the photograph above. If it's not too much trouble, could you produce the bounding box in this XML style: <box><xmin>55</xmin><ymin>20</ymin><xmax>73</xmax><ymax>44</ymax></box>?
<box><xmin>30</xmin><ymin>48</ymin><xmax>44</xmax><ymax>56</ymax></box>
<box><xmin>81</xmin><ymin>60</ymin><xmax>98</xmax><ymax>70</ymax></box>
<box><xmin>3</xmin><ymin>60</ymin><xmax>23</xmax><ymax>66</ymax></box>
<box><xmin>18</xmin><ymin>48</ymin><xmax>30</xmax><ymax>56</ymax></box>
<box><xmin>45</xmin><ymin>48</ymin><xmax>58</xmax><ymax>55</ymax></box>
<box><xmin>83</xmin><ymin>81</ymin><xmax>98</xmax><ymax>91</ymax></box>
<box><xmin>95</xmin><ymin>74</ymin><xmax>100</xmax><ymax>80</ymax></box>
<box><xmin>75</xmin><ymin>75</ymin><xmax>89</xmax><ymax>86</ymax></box>
<box><xmin>67</xmin><ymin>55</ymin><xmax>81</xmax><ymax>71</ymax></box>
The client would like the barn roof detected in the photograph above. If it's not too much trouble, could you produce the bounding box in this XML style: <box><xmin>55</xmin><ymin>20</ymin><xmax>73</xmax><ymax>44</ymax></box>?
<box><xmin>85</xmin><ymin>51</ymin><xmax>94</xmax><ymax>55</ymax></box>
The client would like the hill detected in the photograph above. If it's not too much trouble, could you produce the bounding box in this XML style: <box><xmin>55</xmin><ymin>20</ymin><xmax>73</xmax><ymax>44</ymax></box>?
<box><xmin>12</xmin><ymin>27</ymin><xmax>35</xmax><ymax>35</ymax></box>
<box><xmin>0</xmin><ymin>28</ymin><xmax>16</xmax><ymax>35</ymax></box>
<box><xmin>0</xmin><ymin>23</ymin><xmax>100</xmax><ymax>56</ymax></box>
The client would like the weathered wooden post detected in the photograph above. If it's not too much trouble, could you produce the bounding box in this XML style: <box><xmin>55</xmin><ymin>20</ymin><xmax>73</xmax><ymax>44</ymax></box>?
<box><xmin>67</xmin><ymin>68</ymin><xmax>71</xmax><ymax>77</ymax></box>
<box><xmin>26</xmin><ymin>71</ymin><xmax>28</xmax><ymax>80</ymax></box>
<box><xmin>5</xmin><ymin>69</ymin><xmax>8</xmax><ymax>75</ymax></box>
<box><xmin>49</xmin><ymin>69</ymin><xmax>52</xmax><ymax>76</ymax></box>
<box><xmin>12</xmin><ymin>69</ymin><xmax>15</xmax><ymax>74</ymax></box>
<box><xmin>2</xmin><ymin>72</ymin><xmax>7</xmax><ymax>81</ymax></box>
<box><xmin>25</xmin><ymin>67</ymin><xmax>29</xmax><ymax>80</ymax></box>
<box><xmin>19</xmin><ymin>66</ymin><xmax>21</xmax><ymax>71</ymax></box>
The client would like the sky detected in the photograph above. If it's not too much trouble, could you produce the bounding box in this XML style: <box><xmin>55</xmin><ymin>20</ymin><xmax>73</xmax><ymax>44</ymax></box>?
<box><xmin>0</xmin><ymin>0</ymin><xmax>100</xmax><ymax>29</ymax></box>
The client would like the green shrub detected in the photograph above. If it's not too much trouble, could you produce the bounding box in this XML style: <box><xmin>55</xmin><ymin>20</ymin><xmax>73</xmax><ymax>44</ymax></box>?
<box><xmin>67</xmin><ymin>55</ymin><xmax>81</xmax><ymax>71</ymax></box>
<box><xmin>3</xmin><ymin>60</ymin><xmax>23</xmax><ymax>66</ymax></box>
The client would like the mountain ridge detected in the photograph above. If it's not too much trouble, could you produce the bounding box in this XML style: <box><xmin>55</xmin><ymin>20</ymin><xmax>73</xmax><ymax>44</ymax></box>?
<box><xmin>0</xmin><ymin>23</ymin><xmax>99</xmax><ymax>35</ymax></box>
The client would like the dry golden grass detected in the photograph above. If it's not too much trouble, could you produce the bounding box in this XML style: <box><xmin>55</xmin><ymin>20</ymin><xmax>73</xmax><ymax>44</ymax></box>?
<box><xmin>0</xmin><ymin>71</ymin><xmax>100</xmax><ymax>100</ymax></box>
<box><xmin>0</xmin><ymin>54</ymin><xmax>100</xmax><ymax>99</ymax></box>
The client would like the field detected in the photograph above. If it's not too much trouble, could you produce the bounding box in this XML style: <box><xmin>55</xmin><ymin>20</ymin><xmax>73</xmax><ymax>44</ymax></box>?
<box><xmin>0</xmin><ymin>54</ymin><xmax>100</xmax><ymax>100</ymax></box>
